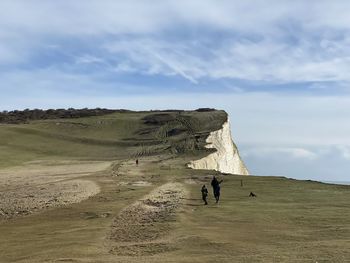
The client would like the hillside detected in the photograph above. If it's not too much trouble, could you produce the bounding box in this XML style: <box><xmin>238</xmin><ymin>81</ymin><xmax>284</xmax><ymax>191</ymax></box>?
<box><xmin>0</xmin><ymin>109</ymin><xmax>227</xmax><ymax>167</ymax></box>
<box><xmin>0</xmin><ymin>109</ymin><xmax>349</xmax><ymax>262</ymax></box>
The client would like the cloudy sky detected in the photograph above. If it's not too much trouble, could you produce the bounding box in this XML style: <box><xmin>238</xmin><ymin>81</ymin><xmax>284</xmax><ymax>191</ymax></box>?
<box><xmin>1</xmin><ymin>0</ymin><xmax>350</xmax><ymax>182</ymax></box>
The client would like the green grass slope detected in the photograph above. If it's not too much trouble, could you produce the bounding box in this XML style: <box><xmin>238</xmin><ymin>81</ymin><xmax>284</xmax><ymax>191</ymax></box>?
<box><xmin>0</xmin><ymin>110</ymin><xmax>226</xmax><ymax>168</ymax></box>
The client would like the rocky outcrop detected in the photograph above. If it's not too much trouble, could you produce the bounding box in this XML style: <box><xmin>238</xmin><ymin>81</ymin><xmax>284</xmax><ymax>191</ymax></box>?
<box><xmin>188</xmin><ymin>119</ymin><xmax>249</xmax><ymax>175</ymax></box>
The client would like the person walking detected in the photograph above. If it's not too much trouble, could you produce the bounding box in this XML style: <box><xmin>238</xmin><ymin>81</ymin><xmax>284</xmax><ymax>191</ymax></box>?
<box><xmin>201</xmin><ymin>185</ymin><xmax>208</xmax><ymax>205</ymax></box>
<box><xmin>211</xmin><ymin>176</ymin><xmax>218</xmax><ymax>197</ymax></box>
<box><xmin>211</xmin><ymin>176</ymin><xmax>223</xmax><ymax>203</ymax></box>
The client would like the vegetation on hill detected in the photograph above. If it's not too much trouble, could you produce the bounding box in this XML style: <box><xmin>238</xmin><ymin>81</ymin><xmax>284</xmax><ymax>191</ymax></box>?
<box><xmin>0</xmin><ymin>109</ymin><xmax>227</xmax><ymax>168</ymax></box>
<box><xmin>0</xmin><ymin>108</ymin><xmax>129</xmax><ymax>124</ymax></box>
<box><xmin>0</xmin><ymin>108</ymin><xmax>218</xmax><ymax>124</ymax></box>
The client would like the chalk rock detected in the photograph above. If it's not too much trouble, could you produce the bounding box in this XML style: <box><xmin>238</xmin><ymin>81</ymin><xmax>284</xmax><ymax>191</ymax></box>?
<box><xmin>188</xmin><ymin>119</ymin><xmax>249</xmax><ymax>175</ymax></box>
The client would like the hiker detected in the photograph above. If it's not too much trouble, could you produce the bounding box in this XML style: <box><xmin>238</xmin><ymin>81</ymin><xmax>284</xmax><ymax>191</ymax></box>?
<box><xmin>201</xmin><ymin>185</ymin><xmax>208</xmax><ymax>205</ymax></box>
<box><xmin>249</xmin><ymin>192</ymin><xmax>257</xmax><ymax>197</ymax></box>
<box><xmin>211</xmin><ymin>176</ymin><xmax>223</xmax><ymax>203</ymax></box>
<box><xmin>136</xmin><ymin>159</ymin><xmax>139</xmax><ymax>165</ymax></box>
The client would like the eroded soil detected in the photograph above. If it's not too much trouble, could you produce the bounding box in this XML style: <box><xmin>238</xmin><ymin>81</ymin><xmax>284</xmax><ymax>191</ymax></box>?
<box><xmin>107</xmin><ymin>182</ymin><xmax>186</xmax><ymax>256</ymax></box>
<box><xmin>0</xmin><ymin>160</ymin><xmax>110</xmax><ymax>220</ymax></box>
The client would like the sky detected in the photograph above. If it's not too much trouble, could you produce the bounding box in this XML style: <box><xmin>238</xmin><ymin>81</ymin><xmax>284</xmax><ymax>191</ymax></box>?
<box><xmin>1</xmin><ymin>0</ymin><xmax>350</xmax><ymax>182</ymax></box>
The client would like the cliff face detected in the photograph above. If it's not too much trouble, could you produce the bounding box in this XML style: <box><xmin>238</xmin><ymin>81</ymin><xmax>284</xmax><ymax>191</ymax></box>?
<box><xmin>188</xmin><ymin>119</ymin><xmax>249</xmax><ymax>175</ymax></box>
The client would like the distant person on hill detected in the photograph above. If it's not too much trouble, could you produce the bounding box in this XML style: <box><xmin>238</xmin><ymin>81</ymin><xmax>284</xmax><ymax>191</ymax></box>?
<box><xmin>201</xmin><ymin>185</ymin><xmax>208</xmax><ymax>205</ymax></box>
<box><xmin>211</xmin><ymin>176</ymin><xmax>223</xmax><ymax>203</ymax></box>
<box><xmin>136</xmin><ymin>159</ymin><xmax>139</xmax><ymax>165</ymax></box>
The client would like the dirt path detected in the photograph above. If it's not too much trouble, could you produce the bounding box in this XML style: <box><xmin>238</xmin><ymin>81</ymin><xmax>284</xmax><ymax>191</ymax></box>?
<box><xmin>107</xmin><ymin>182</ymin><xmax>187</xmax><ymax>256</ymax></box>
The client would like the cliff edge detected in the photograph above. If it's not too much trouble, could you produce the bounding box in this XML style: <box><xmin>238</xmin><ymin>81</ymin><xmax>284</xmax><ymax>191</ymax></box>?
<box><xmin>188</xmin><ymin>119</ymin><xmax>249</xmax><ymax>175</ymax></box>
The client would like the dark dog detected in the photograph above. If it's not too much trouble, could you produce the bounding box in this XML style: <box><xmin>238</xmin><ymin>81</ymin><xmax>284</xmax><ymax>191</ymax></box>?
<box><xmin>249</xmin><ymin>192</ymin><xmax>257</xmax><ymax>197</ymax></box>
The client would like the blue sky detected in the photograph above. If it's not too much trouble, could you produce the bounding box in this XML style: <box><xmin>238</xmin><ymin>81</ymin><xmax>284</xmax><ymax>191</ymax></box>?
<box><xmin>1</xmin><ymin>0</ymin><xmax>350</xmax><ymax>181</ymax></box>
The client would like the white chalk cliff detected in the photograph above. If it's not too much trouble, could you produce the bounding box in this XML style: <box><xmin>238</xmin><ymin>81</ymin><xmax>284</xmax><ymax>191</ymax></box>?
<box><xmin>188</xmin><ymin>119</ymin><xmax>249</xmax><ymax>175</ymax></box>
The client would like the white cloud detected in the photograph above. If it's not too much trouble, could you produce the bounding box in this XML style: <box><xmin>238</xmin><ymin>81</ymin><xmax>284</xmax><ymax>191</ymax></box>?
<box><xmin>242</xmin><ymin>147</ymin><xmax>318</xmax><ymax>160</ymax></box>
<box><xmin>1</xmin><ymin>1</ymin><xmax>350</xmax><ymax>83</ymax></box>
<box><xmin>100</xmin><ymin>36</ymin><xmax>350</xmax><ymax>84</ymax></box>
<box><xmin>336</xmin><ymin>145</ymin><xmax>350</xmax><ymax>160</ymax></box>
<box><xmin>0</xmin><ymin>0</ymin><xmax>350</xmax><ymax>34</ymax></box>
<box><xmin>1</xmin><ymin>1</ymin><xmax>349</xmax><ymax>35</ymax></box>
<box><xmin>104</xmin><ymin>39</ymin><xmax>204</xmax><ymax>83</ymax></box>
<box><xmin>75</xmin><ymin>55</ymin><xmax>106</xmax><ymax>65</ymax></box>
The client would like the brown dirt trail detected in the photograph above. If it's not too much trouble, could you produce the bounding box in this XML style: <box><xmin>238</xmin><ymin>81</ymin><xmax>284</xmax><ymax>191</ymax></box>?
<box><xmin>107</xmin><ymin>182</ymin><xmax>187</xmax><ymax>256</ymax></box>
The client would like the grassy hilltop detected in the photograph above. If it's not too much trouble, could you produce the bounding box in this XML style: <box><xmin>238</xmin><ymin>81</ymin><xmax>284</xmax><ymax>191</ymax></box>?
<box><xmin>0</xmin><ymin>109</ymin><xmax>349</xmax><ymax>263</ymax></box>
<box><xmin>0</xmin><ymin>109</ymin><xmax>225</xmax><ymax>168</ymax></box>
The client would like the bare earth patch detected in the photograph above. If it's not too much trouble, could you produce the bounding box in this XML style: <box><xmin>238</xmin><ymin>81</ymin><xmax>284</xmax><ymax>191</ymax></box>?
<box><xmin>107</xmin><ymin>182</ymin><xmax>186</xmax><ymax>256</ymax></box>
<box><xmin>0</xmin><ymin>179</ymin><xmax>99</xmax><ymax>219</ymax></box>
<box><xmin>117</xmin><ymin>180</ymin><xmax>152</xmax><ymax>187</ymax></box>
<box><xmin>0</xmin><ymin>160</ymin><xmax>110</xmax><ymax>220</ymax></box>
<box><xmin>0</xmin><ymin>160</ymin><xmax>111</xmax><ymax>187</ymax></box>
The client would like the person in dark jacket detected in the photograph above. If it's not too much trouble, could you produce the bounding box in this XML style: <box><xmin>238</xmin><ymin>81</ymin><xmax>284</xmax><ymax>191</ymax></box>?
<box><xmin>201</xmin><ymin>185</ymin><xmax>208</xmax><ymax>205</ymax></box>
<box><xmin>211</xmin><ymin>176</ymin><xmax>223</xmax><ymax>203</ymax></box>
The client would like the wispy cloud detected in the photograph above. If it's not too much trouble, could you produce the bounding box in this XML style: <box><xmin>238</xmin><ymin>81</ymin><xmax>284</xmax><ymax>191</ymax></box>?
<box><xmin>75</xmin><ymin>55</ymin><xmax>106</xmax><ymax>65</ymax></box>
<box><xmin>336</xmin><ymin>145</ymin><xmax>350</xmax><ymax>160</ymax></box>
<box><xmin>242</xmin><ymin>147</ymin><xmax>318</xmax><ymax>160</ymax></box>
<box><xmin>1</xmin><ymin>1</ymin><xmax>350</xmax><ymax>88</ymax></box>
<box><xmin>104</xmin><ymin>39</ymin><xmax>203</xmax><ymax>83</ymax></box>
